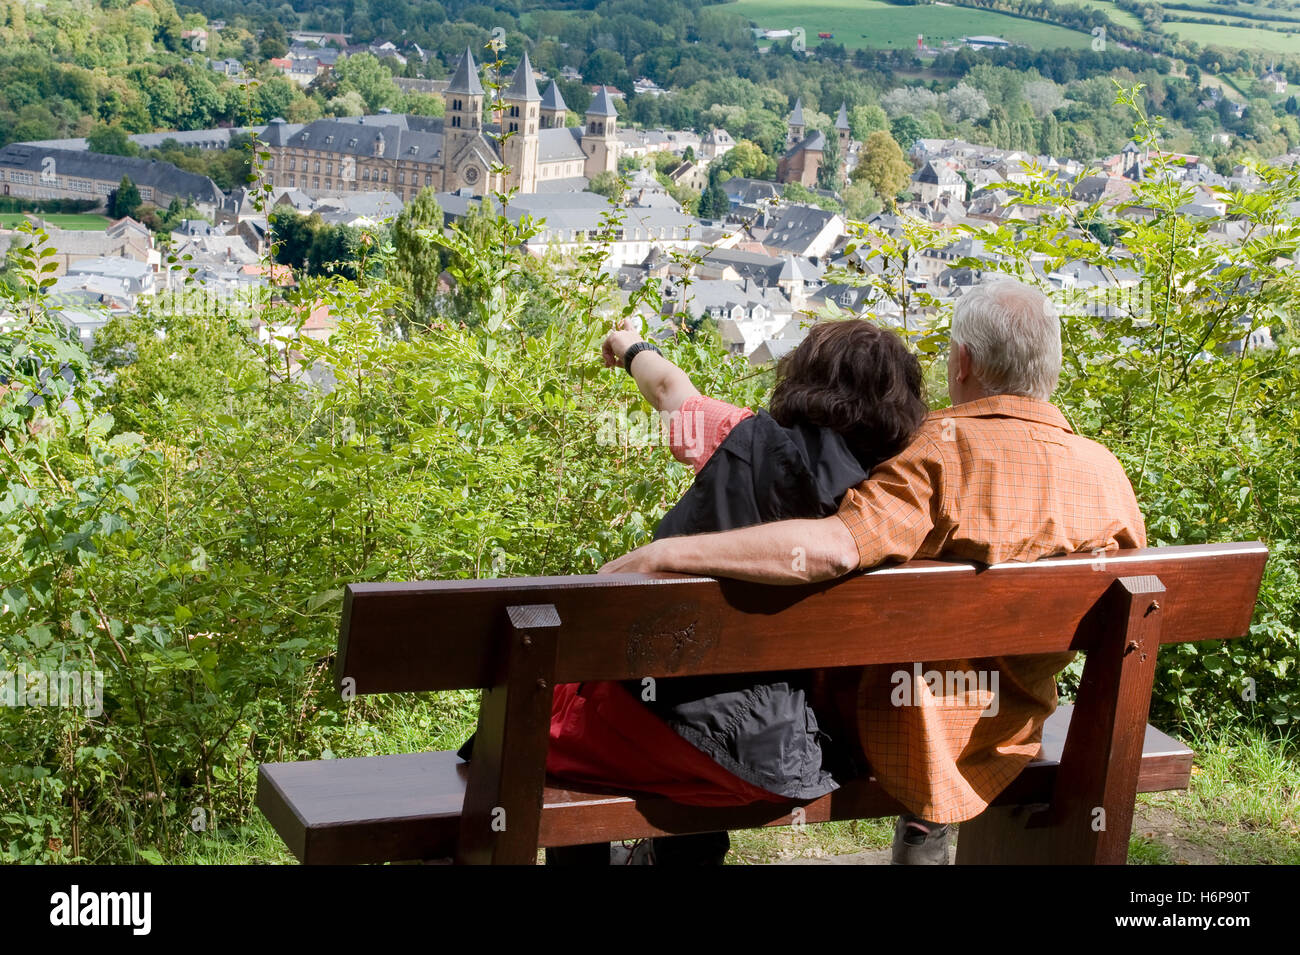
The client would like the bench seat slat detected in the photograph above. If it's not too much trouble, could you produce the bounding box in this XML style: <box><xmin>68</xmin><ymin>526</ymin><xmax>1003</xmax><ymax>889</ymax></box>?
<box><xmin>255</xmin><ymin>705</ymin><xmax>1193</xmax><ymax>865</ymax></box>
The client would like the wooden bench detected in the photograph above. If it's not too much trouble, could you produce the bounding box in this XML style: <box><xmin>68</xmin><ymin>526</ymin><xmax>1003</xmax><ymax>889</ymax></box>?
<box><xmin>257</xmin><ymin>541</ymin><xmax>1267</xmax><ymax>865</ymax></box>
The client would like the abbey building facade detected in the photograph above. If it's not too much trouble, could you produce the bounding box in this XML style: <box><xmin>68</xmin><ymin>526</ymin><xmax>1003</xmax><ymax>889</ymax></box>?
<box><xmin>259</xmin><ymin>48</ymin><xmax>620</xmax><ymax>202</ymax></box>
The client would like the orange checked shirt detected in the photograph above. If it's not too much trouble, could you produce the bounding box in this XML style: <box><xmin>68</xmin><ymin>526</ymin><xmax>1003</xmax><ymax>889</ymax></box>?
<box><xmin>834</xmin><ymin>394</ymin><xmax>1147</xmax><ymax>823</ymax></box>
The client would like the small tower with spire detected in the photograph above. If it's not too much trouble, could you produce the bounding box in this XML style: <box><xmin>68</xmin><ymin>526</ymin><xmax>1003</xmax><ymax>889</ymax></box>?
<box><xmin>540</xmin><ymin>81</ymin><xmax>568</xmax><ymax>129</ymax></box>
<box><xmin>787</xmin><ymin>98</ymin><xmax>806</xmax><ymax>148</ymax></box>
<box><xmin>835</xmin><ymin>101</ymin><xmax>851</xmax><ymax>182</ymax></box>
<box><xmin>582</xmin><ymin>85</ymin><xmax>619</xmax><ymax>178</ymax></box>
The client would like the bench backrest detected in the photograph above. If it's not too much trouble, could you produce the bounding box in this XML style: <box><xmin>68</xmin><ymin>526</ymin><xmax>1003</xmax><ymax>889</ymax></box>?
<box><xmin>337</xmin><ymin>542</ymin><xmax>1268</xmax><ymax>696</ymax></box>
<box><xmin>332</xmin><ymin>540</ymin><xmax>1267</xmax><ymax>864</ymax></box>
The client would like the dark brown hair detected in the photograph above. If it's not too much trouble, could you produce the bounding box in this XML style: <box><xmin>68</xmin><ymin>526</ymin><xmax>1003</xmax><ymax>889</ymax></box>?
<box><xmin>769</xmin><ymin>319</ymin><xmax>927</xmax><ymax>468</ymax></box>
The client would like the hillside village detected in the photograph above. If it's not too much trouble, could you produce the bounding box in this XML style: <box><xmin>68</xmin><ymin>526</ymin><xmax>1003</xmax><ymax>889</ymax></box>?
<box><xmin>0</xmin><ymin>39</ymin><xmax>1288</xmax><ymax>366</ymax></box>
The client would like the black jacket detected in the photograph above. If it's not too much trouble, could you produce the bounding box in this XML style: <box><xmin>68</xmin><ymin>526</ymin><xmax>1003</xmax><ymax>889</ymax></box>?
<box><xmin>635</xmin><ymin>410</ymin><xmax>870</xmax><ymax>800</ymax></box>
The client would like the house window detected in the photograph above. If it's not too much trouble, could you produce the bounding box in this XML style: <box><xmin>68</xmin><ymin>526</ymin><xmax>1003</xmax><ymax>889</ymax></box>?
<box><xmin>451</xmin><ymin>116</ymin><xmax>461</xmax><ymax>128</ymax></box>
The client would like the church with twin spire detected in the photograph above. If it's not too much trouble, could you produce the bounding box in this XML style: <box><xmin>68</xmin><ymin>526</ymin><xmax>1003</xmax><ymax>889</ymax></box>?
<box><xmin>260</xmin><ymin>47</ymin><xmax>620</xmax><ymax>201</ymax></box>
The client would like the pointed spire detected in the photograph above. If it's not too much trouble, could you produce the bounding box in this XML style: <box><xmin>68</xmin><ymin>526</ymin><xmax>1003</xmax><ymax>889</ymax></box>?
<box><xmin>836</xmin><ymin>101</ymin><xmax>850</xmax><ymax>130</ymax></box>
<box><xmin>789</xmin><ymin>97</ymin><xmax>805</xmax><ymax>127</ymax></box>
<box><xmin>587</xmin><ymin>85</ymin><xmax>618</xmax><ymax>118</ymax></box>
<box><xmin>446</xmin><ymin>46</ymin><xmax>484</xmax><ymax>96</ymax></box>
<box><xmin>506</xmin><ymin>50</ymin><xmax>541</xmax><ymax>101</ymax></box>
<box><xmin>540</xmin><ymin>80</ymin><xmax>567</xmax><ymax>113</ymax></box>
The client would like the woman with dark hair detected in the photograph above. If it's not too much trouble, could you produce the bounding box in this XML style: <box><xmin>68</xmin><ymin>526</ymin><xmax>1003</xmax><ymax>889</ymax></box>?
<box><xmin>540</xmin><ymin>316</ymin><xmax>928</xmax><ymax>863</ymax></box>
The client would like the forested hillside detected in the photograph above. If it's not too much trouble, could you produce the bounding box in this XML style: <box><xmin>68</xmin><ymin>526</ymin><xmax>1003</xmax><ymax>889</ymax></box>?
<box><xmin>7</xmin><ymin>0</ymin><xmax>1300</xmax><ymax>173</ymax></box>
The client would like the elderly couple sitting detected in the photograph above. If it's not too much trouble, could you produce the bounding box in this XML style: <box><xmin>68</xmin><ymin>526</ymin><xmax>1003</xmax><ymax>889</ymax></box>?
<box><xmin>542</xmin><ymin>278</ymin><xmax>1147</xmax><ymax>865</ymax></box>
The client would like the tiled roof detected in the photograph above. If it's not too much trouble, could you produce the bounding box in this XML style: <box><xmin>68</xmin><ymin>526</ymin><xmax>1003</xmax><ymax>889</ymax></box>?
<box><xmin>0</xmin><ymin>144</ymin><xmax>223</xmax><ymax>204</ymax></box>
<box><xmin>506</xmin><ymin>51</ymin><xmax>541</xmax><ymax>102</ymax></box>
<box><xmin>446</xmin><ymin>47</ymin><xmax>484</xmax><ymax>96</ymax></box>
<box><xmin>540</xmin><ymin>81</ymin><xmax>567</xmax><ymax>113</ymax></box>
<box><xmin>587</xmin><ymin>86</ymin><xmax>619</xmax><ymax>117</ymax></box>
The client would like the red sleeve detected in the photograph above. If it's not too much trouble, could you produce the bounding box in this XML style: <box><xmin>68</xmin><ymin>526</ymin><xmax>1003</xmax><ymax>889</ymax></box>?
<box><xmin>669</xmin><ymin>395</ymin><xmax>754</xmax><ymax>474</ymax></box>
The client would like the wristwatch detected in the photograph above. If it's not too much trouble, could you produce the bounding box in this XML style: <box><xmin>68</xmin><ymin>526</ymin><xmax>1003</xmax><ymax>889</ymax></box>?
<box><xmin>622</xmin><ymin>341</ymin><xmax>662</xmax><ymax>375</ymax></box>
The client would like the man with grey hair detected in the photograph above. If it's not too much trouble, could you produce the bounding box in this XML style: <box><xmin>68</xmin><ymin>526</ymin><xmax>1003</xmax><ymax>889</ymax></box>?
<box><xmin>601</xmin><ymin>277</ymin><xmax>1146</xmax><ymax>863</ymax></box>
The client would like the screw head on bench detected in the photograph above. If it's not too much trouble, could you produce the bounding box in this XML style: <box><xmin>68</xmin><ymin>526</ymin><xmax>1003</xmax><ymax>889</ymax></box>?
<box><xmin>522</xmin><ymin>634</ymin><xmax>532</xmax><ymax>647</ymax></box>
<box><xmin>536</xmin><ymin>678</ymin><xmax>548</xmax><ymax>690</ymax></box>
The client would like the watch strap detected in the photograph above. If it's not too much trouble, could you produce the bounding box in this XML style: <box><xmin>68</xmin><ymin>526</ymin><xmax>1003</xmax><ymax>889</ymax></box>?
<box><xmin>623</xmin><ymin>341</ymin><xmax>662</xmax><ymax>375</ymax></box>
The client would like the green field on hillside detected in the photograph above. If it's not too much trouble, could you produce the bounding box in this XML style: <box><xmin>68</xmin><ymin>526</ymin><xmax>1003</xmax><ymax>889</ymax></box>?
<box><xmin>736</xmin><ymin>0</ymin><xmax>1097</xmax><ymax>51</ymax></box>
<box><xmin>739</xmin><ymin>0</ymin><xmax>1300</xmax><ymax>55</ymax></box>
<box><xmin>1157</xmin><ymin>0</ymin><xmax>1300</xmax><ymax>19</ymax></box>
<box><xmin>1162</xmin><ymin>19</ymin><xmax>1300</xmax><ymax>54</ymax></box>
<box><xmin>0</xmin><ymin>213</ymin><xmax>111</xmax><ymax>230</ymax></box>
<box><xmin>1066</xmin><ymin>0</ymin><xmax>1144</xmax><ymax>30</ymax></box>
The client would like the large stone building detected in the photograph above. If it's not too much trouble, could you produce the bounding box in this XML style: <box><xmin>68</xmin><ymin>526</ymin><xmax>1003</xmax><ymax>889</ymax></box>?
<box><xmin>259</xmin><ymin>48</ymin><xmax>620</xmax><ymax>201</ymax></box>
<box><xmin>0</xmin><ymin>145</ymin><xmax>224</xmax><ymax>217</ymax></box>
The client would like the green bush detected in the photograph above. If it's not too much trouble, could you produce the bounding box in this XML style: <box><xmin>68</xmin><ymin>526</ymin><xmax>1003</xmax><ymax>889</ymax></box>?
<box><xmin>0</xmin><ymin>202</ymin><xmax>764</xmax><ymax>862</ymax></box>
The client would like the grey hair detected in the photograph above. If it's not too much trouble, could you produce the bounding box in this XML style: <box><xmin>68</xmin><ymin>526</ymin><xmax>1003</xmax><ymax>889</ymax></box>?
<box><xmin>951</xmin><ymin>279</ymin><xmax>1061</xmax><ymax>401</ymax></box>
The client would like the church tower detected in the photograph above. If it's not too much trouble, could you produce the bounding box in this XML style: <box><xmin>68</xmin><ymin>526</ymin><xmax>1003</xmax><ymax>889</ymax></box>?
<box><xmin>787</xmin><ymin>98</ymin><xmax>806</xmax><ymax>148</ymax></box>
<box><xmin>582</xmin><ymin>85</ymin><xmax>619</xmax><ymax>179</ymax></box>
<box><xmin>442</xmin><ymin>47</ymin><xmax>485</xmax><ymax>191</ymax></box>
<box><xmin>540</xmin><ymin>81</ymin><xmax>568</xmax><ymax>129</ymax></box>
<box><xmin>835</xmin><ymin>101</ymin><xmax>851</xmax><ymax>181</ymax></box>
<box><xmin>502</xmin><ymin>51</ymin><xmax>541</xmax><ymax>193</ymax></box>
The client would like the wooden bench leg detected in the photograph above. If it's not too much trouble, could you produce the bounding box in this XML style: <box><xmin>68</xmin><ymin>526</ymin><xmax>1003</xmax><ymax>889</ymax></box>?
<box><xmin>455</xmin><ymin>604</ymin><xmax>560</xmax><ymax>865</ymax></box>
<box><xmin>956</xmin><ymin>574</ymin><xmax>1165</xmax><ymax>865</ymax></box>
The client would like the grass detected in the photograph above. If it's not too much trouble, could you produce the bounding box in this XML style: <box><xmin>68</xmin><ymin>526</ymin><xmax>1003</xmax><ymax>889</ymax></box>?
<box><xmin>735</xmin><ymin>0</ymin><xmax>1097</xmax><ymax>51</ymax></box>
<box><xmin>173</xmin><ymin>817</ymin><xmax>298</xmax><ymax>865</ymax></box>
<box><xmin>0</xmin><ymin>213</ymin><xmax>111</xmax><ymax>230</ymax></box>
<box><xmin>1156</xmin><ymin>722</ymin><xmax>1300</xmax><ymax>864</ymax></box>
<box><xmin>1100</xmin><ymin>0</ymin><xmax>1300</xmax><ymax>56</ymax></box>
<box><xmin>738</xmin><ymin>0</ymin><xmax>1300</xmax><ymax>56</ymax></box>
<box><xmin>1160</xmin><ymin>19</ymin><xmax>1300</xmax><ymax>54</ymax></box>
<box><xmin>1157</xmin><ymin>0</ymin><xmax>1300</xmax><ymax>21</ymax></box>
<box><xmin>1066</xmin><ymin>0</ymin><xmax>1145</xmax><ymax>31</ymax></box>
